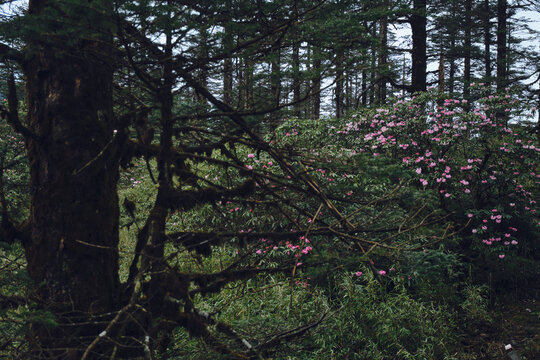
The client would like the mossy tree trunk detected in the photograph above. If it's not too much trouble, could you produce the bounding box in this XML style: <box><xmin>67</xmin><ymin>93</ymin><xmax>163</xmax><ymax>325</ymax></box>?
<box><xmin>22</xmin><ymin>1</ymin><xmax>121</xmax><ymax>357</ymax></box>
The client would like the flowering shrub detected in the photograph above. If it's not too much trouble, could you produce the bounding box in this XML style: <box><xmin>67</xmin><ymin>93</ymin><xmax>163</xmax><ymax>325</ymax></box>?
<box><xmin>114</xmin><ymin>87</ymin><xmax>537</xmax><ymax>301</ymax></box>
<box><xmin>328</xmin><ymin>88</ymin><xmax>538</xmax><ymax>263</ymax></box>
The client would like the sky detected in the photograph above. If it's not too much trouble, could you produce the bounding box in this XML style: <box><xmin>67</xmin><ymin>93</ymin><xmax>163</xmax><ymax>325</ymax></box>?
<box><xmin>519</xmin><ymin>9</ymin><xmax>540</xmax><ymax>49</ymax></box>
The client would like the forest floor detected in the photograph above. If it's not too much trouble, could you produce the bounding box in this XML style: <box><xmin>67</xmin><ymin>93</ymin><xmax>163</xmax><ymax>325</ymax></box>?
<box><xmin>463</xmin><ymin>298</ymin><xmax>540</xmax><ymax>359</ymax></box>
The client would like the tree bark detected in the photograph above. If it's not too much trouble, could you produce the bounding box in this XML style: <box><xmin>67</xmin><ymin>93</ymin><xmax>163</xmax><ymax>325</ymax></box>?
<box><xmin>269</xmin><ymin>48</ymin><xmax>281</xmax><ymax>129</ymax></box>
<box><xmin>449</xmin><ymin>34</ymin><xmax>456</xmax><ymax>95</ymax></box>
<box><xmin>245</xmin><ymin>60</ymin><xmax>255</xmax><ymax>110</ymax></box>
<box><xmin>375</xmin><ymin>0</ymin><xmax>389</xmax><ymax>104</ymax></box>
<box><xmin>369</xmin><ymin>23</ymin><xmax>377</xmax><ymax>104</ymax></box>
<box><xmin>362</xmin><ymin>58</ymin><xmax>368</xmax><ymax>106</ymax></box>
<box><xmin>345</xmin><ymin>69</ymin><xmax>352</xmax><ymax>111</ymax></box>
<box><xmin>312</xmin><ymin>47</ymin><xmax>321</xmax><ymax>119</ymax></box>
<box><xmin>438</xmin><ymin>53</ymin><xmax>445</xmax><ymax>93</ymax></box>
<box><xmin>292</xmin><ymin>39</ymin><xmax>301</xmax><ymax>117</ymax></box>
<box><xmin>223</xmin><ymin>28</ymin><xmax>234</xmax><ymax>105</ymax></box>
<box><xmin>23</xmin><ymin>0</ymin><xmax>120</xmax><ymax>357</ymax></box>
<box><xmin>496</xmin><ymin>0</ymin><xmax>508</xmax><ymax>91</ymax></box>
<box><xmin>410</xmin><ymin>0</ymin><xmax>427</xmax><ymax>92</ymax></box>
<box><xmin>361</xmin><ymin>20</ymin><xmax>368</xmax><ymax>106</ymax></box>
<box><xmin>483</xmin><ymin>0</ymin><xmax>492</xmax><ymax>85</ymax></box>
<box><xmin>463</xmin><ymin>0</ymin><xmax>472</xmax><ymax>105</ymax></box>
<box><xmin>223</xmin><ymin>0</ymin><xmax>234</xmax><ymax>106</ymax></box>
<box><xmin>335</xmin><ymin>48</ymin><xmax>344</xmax><ymax>118</ymax></box>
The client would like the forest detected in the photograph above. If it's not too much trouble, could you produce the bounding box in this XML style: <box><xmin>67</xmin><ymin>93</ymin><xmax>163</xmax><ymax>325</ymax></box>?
<box><xmin>0</xmin><ymin>0</ymin><xmax>538</xmax><ymax>359</ymax></box>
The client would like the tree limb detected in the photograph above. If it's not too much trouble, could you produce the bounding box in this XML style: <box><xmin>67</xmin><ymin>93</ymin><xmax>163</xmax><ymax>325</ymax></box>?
<box><xmin>0</xmin><ymin>43</ymin><xmax>23</xmax><ymax>64</ymax></box>
<box><xmin>5</xmin><ymin>73</ymin><xmax>39</xmax><ymax>140</ymax></box>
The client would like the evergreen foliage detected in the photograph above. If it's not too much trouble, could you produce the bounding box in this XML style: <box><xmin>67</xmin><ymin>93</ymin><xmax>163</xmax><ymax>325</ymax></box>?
<box><xmin>0</xmin><ymin>0</ymin><xmax>538</xmax><ymax>359</ymax></box>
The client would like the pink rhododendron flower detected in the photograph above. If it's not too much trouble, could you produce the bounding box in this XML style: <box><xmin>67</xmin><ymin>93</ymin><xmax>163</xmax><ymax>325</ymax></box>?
<box><xmin>302</xmin><ymin>246</ymin><xmax>312</xmax><ymax>254</ymax></box>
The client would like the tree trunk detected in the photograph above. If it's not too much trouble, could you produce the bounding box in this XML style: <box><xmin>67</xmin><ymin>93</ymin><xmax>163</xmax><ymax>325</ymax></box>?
<box><xmin>237</xmin><ymin>58</ymin><xmax>244</xmax><ymax>109</ymax></box>
<box><xmin>245</xmin><ymin>60</ymin><xmax>255</xmax><ymax>110</ymax></box>
<box><xmin>376</xmin><ymin>0</ymin><xmax>388</xmax><ymax>104</ymax></box>
<box><xmin>410</xmin><ymin>0</ymin><xmax>427</xmax><ymax>92</ymax></box>
<box><xmin>463</xmin><ymin>0</ymin><xmax>472</xmax><ymax>105</ymax></box>
<box><xmin>335</xmin><ymin>48</ymin><xmax>344</xmax><ymax>118</ymax></box>
<box><xmin>438</xmin><ymin>53</ymin><xmax>445</xmax><ymax>93</ymax></box>
<box><xmin>240</xmin><ymin>58</ymin><xmax>254</xmax><ymax>110</ymax></box>
<box><xmin>345</xmin><ymin>69</ymin><xmax>352</xmax><ymax>111</ymax></box>
<box><xmin>223</xmin><ymin>29</ymin><xmax>234</xmax><ymax>105</ymax></box>
<box><xmin>305</xmin><ymin>43</ymin><xmax>312</xmax><ymax>118</ymax></box>
<box><xmin>312</xmin><ymin>47</ymin><xmax>321</xmax><ymax>119</ymax></box>
<box><xmin>269</xmin><ymin>48</ymin><xmax>281</xmax><ymax>129</ymax></box>
<box><xmin>23</xmin><ymin>1</ymin><xmax>120</xmax><ymax>357</ymax></box>
<box><xmin>369</xmin><ymin>23</ymin><xmax>377</xmax><ymax>104</ymax></box>
<box><xmin>496</xmin><ymin>0</ymin><xmax>508</xmax><ymax>91</ymax></box>
<box><xmin>449</xmin><ymin>34</ymin><xmax>456</xmax><ymax>95</ymax></box>
<box><xmin>292</xmin><ymin>39</ymin><xmax>301</xmax><ymax>117</ymax></box>
<box><xmin>223</xmin><ymin>0</ymin><xmax>234</xmax><ymax>106</ymax></box>
<box><xmin>400</xmin><ymin>54</ymin><xmax>406</xmax><ymax>98</ymax></box>
<box><xmin>361</xmin><ymin>20</ymin><xmax>368</xmax><ymax>106</ymax></box>
<box><xmin>353</xmin><ymin>73</ymin><xmax>361</xmax><ymax>110</ymax></box>
<box><xmin>483</xmin><ymin>0</ymin><xmax>492</xmax><ymax>85</ymax></box>
<box><xmin>362</xmin><ymin>66</ymin><xmax>368</xmax><ymax>106</ymax></box>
